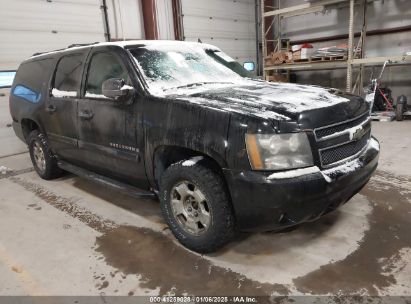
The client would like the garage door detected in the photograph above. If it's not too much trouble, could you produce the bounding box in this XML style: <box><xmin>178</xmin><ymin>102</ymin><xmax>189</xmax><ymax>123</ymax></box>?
<box><xmin>181</xmin><ymin>0</ymin><xmax>257</xmax><ymax>66</ymax></box>
<box><xmin>0</xmin><ymin>0</ymin><xmax>105</xmax><ymax>70</ymax></box>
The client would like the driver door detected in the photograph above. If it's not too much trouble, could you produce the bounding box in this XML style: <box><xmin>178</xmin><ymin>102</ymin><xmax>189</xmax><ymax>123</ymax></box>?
<box><xmin>77</xmin><ymin>49</ymin><xmax>145</xmax><ymax>186</ymax></box>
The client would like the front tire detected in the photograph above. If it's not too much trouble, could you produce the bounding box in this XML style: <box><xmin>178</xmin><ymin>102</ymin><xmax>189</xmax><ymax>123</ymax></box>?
<box><xmin>28</xmin><ymin>130</ymin><xmax>62</xmax><ymax>180</ymax></box>
<box><xmin>159</xmin><ymin>160</ymin><xmax>235</xmax><ymax>253</ymax></box>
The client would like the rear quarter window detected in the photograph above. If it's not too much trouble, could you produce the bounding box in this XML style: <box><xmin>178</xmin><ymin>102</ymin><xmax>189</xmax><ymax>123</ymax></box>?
<box><xmin>12</xmin><ymin>58</ymin><xmax>54</xmax><ymax>103</ymax></box>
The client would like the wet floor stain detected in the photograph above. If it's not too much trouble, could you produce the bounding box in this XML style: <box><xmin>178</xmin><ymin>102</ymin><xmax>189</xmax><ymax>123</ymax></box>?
<box><xmin>96</xmin><ymin>280</ymin><xmax>109</xmax><ymax>290</ymax></box>
<box><xmin>0</xmin><ymin>167</ymin><xmax>34</xmax><ymax>180</ymax></box>
<box><xmin>11</xmin><ymin>266</ymin><xmax>22</xmax><ymax>273</ymax></box>
<box><xmin>26</xmin><ymin>203</ymin><xmax>42</xmax><ymax>211</ymax></box>
<box><xmin>11</xmin><ymin>177</ymin><xmax>116</xmax><ymax>233</ymax></box>
<box><xmin>293</xmin><ymin>172</ymin><xmax>411</xmax><ymax>295</ymax></box>
<box><xmin>10</xmin><ymin>175</ymin><xmax>286</xmax><ymax>296</ymax></box>
<box><xmin>10</xmin><ymin>172</ymin><xmax>411</xmax><ymax>297</ymax></box>
<box><xmin>94</xmin><ymin>225</ymin><xmax>283</xmax><ymax>296</ymax></box>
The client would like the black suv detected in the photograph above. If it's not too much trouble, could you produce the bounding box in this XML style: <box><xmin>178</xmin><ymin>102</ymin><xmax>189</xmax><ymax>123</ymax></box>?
<box><xmin>10</xmin><ymin>41</ymin><xmax>379</xmax><ymax>253</ymax></box>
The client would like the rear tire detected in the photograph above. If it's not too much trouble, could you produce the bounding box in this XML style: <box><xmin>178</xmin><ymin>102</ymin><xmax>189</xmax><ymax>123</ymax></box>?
<box><xmin>28</xmin><ymin>130</ymin><xmax>62</xmax><ymax>180</ymax></box>
<box><xmin>159</xmin><ymin>159</ymin><xmax>235</xmax><ymax>253</ymax></box>
<box><xmin>396</xmin><ymin>103</ymin><xmax>404</xmax><ymax>121</ymax></box>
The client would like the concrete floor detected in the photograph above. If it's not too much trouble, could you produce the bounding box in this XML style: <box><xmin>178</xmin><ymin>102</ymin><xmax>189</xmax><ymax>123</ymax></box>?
<box><xmin>1</xmin><ymin>88</ymin><xmax>411</xmax><ymax>300</ymax></box>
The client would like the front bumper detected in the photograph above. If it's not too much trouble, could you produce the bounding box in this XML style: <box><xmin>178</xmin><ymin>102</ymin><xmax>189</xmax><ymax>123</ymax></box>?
<box><xmin>223</xmin><ymin>136</ymin><xmax>380</xmax><ymax>232</ymax></box>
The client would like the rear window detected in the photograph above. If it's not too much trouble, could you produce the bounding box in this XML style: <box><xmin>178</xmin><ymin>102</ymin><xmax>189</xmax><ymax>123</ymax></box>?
<box><xmin>52</xmin><ymin>54</ymin><xmax>83</xmax><ymax>98</ymax></box>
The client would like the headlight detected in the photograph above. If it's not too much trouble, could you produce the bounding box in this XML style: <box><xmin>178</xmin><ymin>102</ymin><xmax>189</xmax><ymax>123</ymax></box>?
<box><xmin>245</xmin><ymin>133</ymin><xmax>314</xmax><ymax>170</ymax></box>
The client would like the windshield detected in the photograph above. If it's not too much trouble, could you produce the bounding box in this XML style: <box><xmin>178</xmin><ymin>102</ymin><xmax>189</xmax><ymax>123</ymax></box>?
<box><xmin>128</xmin><ymin>44</ymin><xmax>243</xmax><ymax>93</ymax></box>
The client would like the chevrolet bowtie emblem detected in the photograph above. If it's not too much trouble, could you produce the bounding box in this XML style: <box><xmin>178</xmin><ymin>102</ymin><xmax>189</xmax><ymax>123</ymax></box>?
<box><xmin>352</xmin><ymin>126</ymin><xmax>366</xmax><ymax>141</ymax></box>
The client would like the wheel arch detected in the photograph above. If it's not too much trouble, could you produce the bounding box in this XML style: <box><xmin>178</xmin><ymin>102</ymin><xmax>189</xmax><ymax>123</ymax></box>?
<box><xmin>152</xmin><ymin>145</ymin><xmax>227</xmax><ymax>188</ymax></box>
<box><xmin>20</xmin><ymin>118</ymin><xmax>42</xmax><ymax>143</ymax></box>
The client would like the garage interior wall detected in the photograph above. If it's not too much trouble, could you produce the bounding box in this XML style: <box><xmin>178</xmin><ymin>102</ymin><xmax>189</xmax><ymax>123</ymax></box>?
<box><xmin>156</xmin><ymin>0</ymin><xmax>175</xmax><ymax>40</ymax></box>
<box><xmin>181</xmin><ymin>0</ymin><xmax>257</xmax><ymax>66</ymax></box>
<box><xmin>107</xmin><ymin>0</ymin><xmax>145</xmax><ymax>40</ymax></box>
<box><xmin>278</xmin><ymin>0</ymin><xmax>411</xmax><ymax>98</ymax></box>
<box><xmin>0</xmin><ymin>0</ymin><xmax>106</xmax><ymax>70</ymax></box>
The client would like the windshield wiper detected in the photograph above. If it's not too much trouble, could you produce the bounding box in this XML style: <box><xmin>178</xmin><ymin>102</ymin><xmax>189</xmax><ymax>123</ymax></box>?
<box><xmin>164</xmin><ymin>81</ymin><xmax>234</xmax><ymax>91</ymax></box>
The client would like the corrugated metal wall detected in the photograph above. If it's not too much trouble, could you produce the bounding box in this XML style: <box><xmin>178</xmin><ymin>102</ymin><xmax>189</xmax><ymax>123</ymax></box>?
<box><xmin>107</xmin><ymin>0</ymin><xmax>145</xmax><ymax>40</ymax></box>
<box><xmin>0</xmin><ymin>0</ymin><xmax>106</xmax><ymax>70</ymax></box>
<box><xmin>181</xmin><ymin>0</ymin><xmax>257</xmax><ymax>65</ymax></box>
<box><xmin>0</xmin><ymin>0</ymin><xmax>257</xmax><ymax>70</ymax></box>
<box><xmin>156</xmin><ymin>0</ymin><xmax>175</xmax><ymax>40</ymax></box>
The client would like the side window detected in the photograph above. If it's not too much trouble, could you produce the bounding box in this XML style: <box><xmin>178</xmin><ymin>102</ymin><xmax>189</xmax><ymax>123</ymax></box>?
<box><xmin>85</xmin><ymin>52</ymin><xmax>130</xmax><ymax>98</ymax></box>
<box><xmin>52</xmin><ymin>54</ymin><xmax>83</xmax><ymax>98</ymax></box>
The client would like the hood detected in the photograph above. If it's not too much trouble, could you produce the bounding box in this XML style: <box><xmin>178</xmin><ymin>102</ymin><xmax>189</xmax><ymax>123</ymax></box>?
<box><xmin>164</xmin><ymin>80</ymin><xmax>368</xmax><ymax>128</ymax></box>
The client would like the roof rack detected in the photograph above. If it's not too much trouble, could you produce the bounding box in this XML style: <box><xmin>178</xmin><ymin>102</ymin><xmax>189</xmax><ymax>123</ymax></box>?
<box><xmin>32</xmin><ymin>48</ymin><xmax>65</xmax><ymax>56</ymax></box>
<box><xmin>67</xmin><ymin>42</ymin><xmax>99</xmax><ymax>48</ymax></box>
<box><xmin>32</xmin><ymin>42</ymin><xmax>100</xmax><ymax>57</ymax></box>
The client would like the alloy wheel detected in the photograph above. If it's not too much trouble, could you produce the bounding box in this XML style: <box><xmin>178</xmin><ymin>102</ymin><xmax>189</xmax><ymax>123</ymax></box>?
<box><xmin>32</xmin><ymin>141</ymin><xmax>46</xmax><ymax>174</ymax></box>
<box><xmin>170</xmin><ymin>181</ymin><xmax>211</xmax><ymax>235</ymax></box>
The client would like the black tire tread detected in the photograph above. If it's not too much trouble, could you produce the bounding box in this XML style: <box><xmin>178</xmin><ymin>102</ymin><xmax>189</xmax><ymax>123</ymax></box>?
<box><xmin>159</xmin><ymin>160</ymin><xmax>235</xmax><ymax>253</ymax></box>
<box><xmin>28</xmin><ymin>130</ymin><xmax>63</xmax><ymax>180</ymax></box>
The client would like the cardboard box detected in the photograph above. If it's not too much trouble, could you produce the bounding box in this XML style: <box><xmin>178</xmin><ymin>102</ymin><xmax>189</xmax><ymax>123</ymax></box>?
<box><xmin>292</xmin><ymin>48</ymin><xmax>314</xmax><ymax>61</ymax></box>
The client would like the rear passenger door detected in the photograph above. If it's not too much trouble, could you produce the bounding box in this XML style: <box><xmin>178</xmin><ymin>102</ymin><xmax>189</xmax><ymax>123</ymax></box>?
<box><xmin>77</xmin><ymin>48</ymin><xmax>147</xmax><ymax>187</ymax></box>
<box><xmin>45</xmin><ymin>52</ymin><xmax>87</xmax><ymax>163</ymax></box>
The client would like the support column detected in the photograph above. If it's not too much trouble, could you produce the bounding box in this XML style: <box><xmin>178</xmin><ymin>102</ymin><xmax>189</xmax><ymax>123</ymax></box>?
<box><xmin>358</xmin><ymin>0</ymin><xmax>368</xmax><ymax>95</ymax></box>
<box><xmin>100</xmin><ymin>0</ymin><xmax>111</xmax><ymax>42</ymax></box>
<box><xmin>142</xmin><ymin>0</ymin><xmax>158</xmax><ymax>40</ymax></box>
<box><xmin>172</xmin><ymin>0</ymin><xmax>183</xmax><ymax>40</ymax></box>
<box><xmin>346</xmin><ymin>0</ymin><xmax>354</xmax><ymax>92</ymax></box>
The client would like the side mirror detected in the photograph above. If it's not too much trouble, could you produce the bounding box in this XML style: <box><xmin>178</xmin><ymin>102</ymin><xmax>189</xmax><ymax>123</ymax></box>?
<box><xmin>243</xmin><ymin>62</ymin><xmax>255</xmax><ymax>72</ymax></box>
<box><xmin>102</xmin><ymin>78</ymin><xmax>134</xmax><ymax>100</ymax></box>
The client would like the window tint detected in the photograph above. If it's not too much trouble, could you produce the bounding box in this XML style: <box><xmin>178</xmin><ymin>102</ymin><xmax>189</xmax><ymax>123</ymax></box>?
<box><xmin>52</xmin><ymin>54</ymin><xmax>83</xmax><ymax>97</ymax></box>
<box><xmin>86</xmin><ymin>52</ymin><xmax>130</xmax><ymax>97</ymax></box>
<box><xmin>12</xmin><ymin>85</ymin><xmax>41</xmax><ymax>103</ymax></box>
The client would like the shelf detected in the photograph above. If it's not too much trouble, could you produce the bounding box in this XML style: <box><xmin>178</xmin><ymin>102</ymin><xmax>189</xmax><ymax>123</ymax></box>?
<box><xmin>263</xmin><ymin>0</ymin><xmax>348</xmax><ymax>18</ymax></box>
<box><xmin>265</xmin><ymin>60</ymin><xmax>348</xmax><ymax>71</ymax></box>
<box><xmin>352</xmin><ymin>55</ymin><xmax>411</xmax><ymax>65</ymax></box>
<box><xmin>261</xmin><ymin>0</ymin><xmax>406</xmax><ymax>93</ymax></box>
<box><xmin>264</xmin><ymin>55</ymin><xmax>411</xmax><ymax>71</ymax></box>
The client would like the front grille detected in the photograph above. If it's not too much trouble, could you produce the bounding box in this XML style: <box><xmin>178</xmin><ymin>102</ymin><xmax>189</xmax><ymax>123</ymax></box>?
<box><xmin>315</xmin><ymin>112</ymin><xmax>369</xmax><ymax>140</ymax></box>
<box><xmin>320</xmin><ymin>130</ymin><xmax>371</xmax><ymax>166</ymax></box>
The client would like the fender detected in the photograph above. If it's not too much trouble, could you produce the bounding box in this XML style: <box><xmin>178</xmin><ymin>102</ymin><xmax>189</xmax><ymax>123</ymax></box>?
<box><xmin>141</xmin><ymin>95</ymin><xmax>231</xmax><ymax>188</ymax></box>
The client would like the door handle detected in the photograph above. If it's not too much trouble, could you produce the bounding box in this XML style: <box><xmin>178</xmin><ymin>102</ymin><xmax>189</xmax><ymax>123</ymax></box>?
<box><xmin>46</xmin><ymin>105</ymin><xmax>56</xmax><ymax>113</ymax></box>
<box><xmin>78</xmin><ymin>110</ymin><xmax>94</xmax><ymax>120</ymax></box>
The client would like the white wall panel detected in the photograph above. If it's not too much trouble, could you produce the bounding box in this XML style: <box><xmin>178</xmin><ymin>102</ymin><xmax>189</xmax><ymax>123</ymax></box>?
<box><xmin>0</xmin><ymin>0</ymin><xmax>106</xmax><ymax>70</ymax></box>
<box><xmin>156</xmin><ymin>0</ymin><xmax>175</xmax><ymax>40</ymax></box>
<box><xmin>106</xmin><ymin>0</ymin><xmax>145</xmax><ymax>40</ymax></box>
<box><xmin>181</xmin><ymin>0</ymin><xmax>257</xmax><ymax>65</ymax></box>
<box><xmin>282</xmin><ymin>0</ymin><xmax>411</xmax><ymax>41</ymax></box>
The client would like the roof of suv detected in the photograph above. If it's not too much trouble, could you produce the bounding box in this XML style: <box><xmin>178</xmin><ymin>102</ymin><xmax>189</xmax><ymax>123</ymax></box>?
<box><xmin>30</xmin><ymin>40</ymin><xmax>221</xmax><ymax>60</ymax></box>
